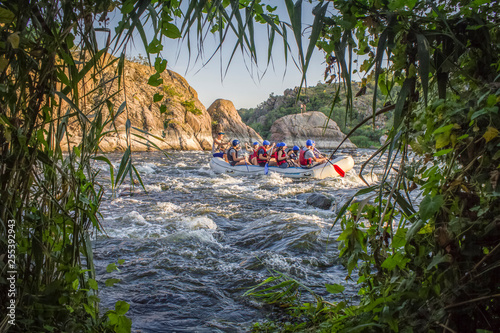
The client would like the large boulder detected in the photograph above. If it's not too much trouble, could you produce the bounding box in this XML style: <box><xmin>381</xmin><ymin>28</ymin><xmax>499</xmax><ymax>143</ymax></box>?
<box><xmin>63</xmin><ymin>54</ymin><xmax>213</xmax><ymax>151</ymax></box>
<box><xmin>207</xmin><ymin>99</ymin><xmax>262</xmax><ymax>144</ymax></box>
<box><xmin>269</xmin><ymin>111</ymin><xmax>356</xmax><ymax>149</ymax></box>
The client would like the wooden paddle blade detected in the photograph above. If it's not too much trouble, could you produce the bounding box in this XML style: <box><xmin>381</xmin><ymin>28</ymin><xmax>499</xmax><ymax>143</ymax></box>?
<box><xmin>333</xmin><ymin>164</ymin><xmax>345</xmax><ymax>177</ymax></box>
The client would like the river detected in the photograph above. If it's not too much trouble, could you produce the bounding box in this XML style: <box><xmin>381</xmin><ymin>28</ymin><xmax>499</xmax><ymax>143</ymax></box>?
<box><xmin>92</xmin><ymin>149</ymin><xmax>383</xmax><ymax>332</ymax></box>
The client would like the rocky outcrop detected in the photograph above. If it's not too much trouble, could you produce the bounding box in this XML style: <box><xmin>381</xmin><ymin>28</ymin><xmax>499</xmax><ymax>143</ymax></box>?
<box><xmin>269</xmin><ymin>111</ymin><xmax>356</xmax><ymax>149</ymax></box>
<box><xmin>207</xmin><ymin>99</ymin><xmax>262</xmax><ymax>144</ymax></box>
<box><xmin>63</xmin><ymin>54</ymin><xmax>213</xmax><ymax>151</ymax></box>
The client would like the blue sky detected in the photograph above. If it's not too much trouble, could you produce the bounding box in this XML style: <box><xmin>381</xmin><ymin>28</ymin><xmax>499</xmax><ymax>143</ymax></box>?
<box><xmin>105</xmin><ymin>2</ymin><xmax>330</xmax><ymax>109</ymax></box>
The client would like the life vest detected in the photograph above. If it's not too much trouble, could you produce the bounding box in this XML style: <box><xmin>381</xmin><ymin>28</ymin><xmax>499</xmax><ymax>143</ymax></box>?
<box><xmin>227</xmin><ymin>147</ymin><xmax>237</xmax><ymax>163</ymax></box>
<box><xmin>299</xmin><ymin>148</ymin><xmax>312</xmax><ymax>166</ymax></box>
<box><xmin>256</xmin><ymin>146</ymin><xmax>268</xmax><ymax>164</ymax></box>
<box><xmin>275</xmin><ymin>149</ymin><xmax>287</xmax><ymax>166</ymax></box>
<box><xmin>250</xmin><ymin>150</ymin><xmax>258</xmax><ymax>161</ymax></box>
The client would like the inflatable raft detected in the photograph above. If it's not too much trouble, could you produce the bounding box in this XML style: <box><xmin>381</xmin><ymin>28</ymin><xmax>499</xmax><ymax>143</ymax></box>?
<box><xmin>209</xmin><ymin>155</ymin><xmax>354</xmax><ymax>179</ymax></box>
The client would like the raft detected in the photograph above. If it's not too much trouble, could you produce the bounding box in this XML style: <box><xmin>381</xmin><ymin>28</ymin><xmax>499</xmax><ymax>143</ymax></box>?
<box><xmin>209</xmin><ymin>155</ymin><xmax>354</xmax><ymax>179</ymax></box>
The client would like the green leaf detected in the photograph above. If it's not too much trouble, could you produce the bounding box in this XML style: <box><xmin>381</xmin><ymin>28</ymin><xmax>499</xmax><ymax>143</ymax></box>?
<box><xmin>416</xmin><ymin>34</ymin><xmax>430</xmax><ymax>106</ymax></box>
<box><xmin>160</xmin><ymin>105</ymin><xmax>167</xmax><ymax>114</ymax></box>
<box><xmin>0</xmin><ymin>56</ymin><xmax>8</xmax><ymax>71</ymax></box>
<box><xmin>7</xmin><ymin>32</ymin><xmax>20</xmax><ymax>49</ymax></box>
<box><xmin>105</xmin><ymin>278</ymin><xmax>121</xmax><ymax>287</ymax></box>
<box><xmin>43</xmin><ymin>325</ymin><xmax>55</xmax><ymax>332</ymax></box>
<box><xmin>118</xmin><ymin>259</ymin><xmax>125</xmax><ymax>265</ymax></box>
<box><xmin>115</xmin><ymin>300</ymin><xmax>130</xmax><ymax>316</ymax></box>
<box><xmin>154</xmin><ymin>57</ymin><xmax>167</xmax><ymax>73</ymax></box>
<box><xmin>393</xmin><ymin>78</ymin><xmax>411</xmax><ymax>129</ymax></box>
<box><xmin>147</xmin><ymin>38</ymin><xmax>163</xmax><ymax>54</ymax></box>
<box><xmin>434</xmin><ymin>148</ymin><xmax>453</xmax><ymax>157</ymax></box>
<box><xmin>433</xmin><ymin>124</ymin><xmax>454</xmax><ymax>135</ymax></box>
<box><xmin>483</xmin><ymin>127</ymin><xmax>499</xmax><ymax>143</ymax></box>
<box><xmin>162</xmin><ymin>22</ymin><xmax>181</xmax><ymax>39</ymax></box>
<box><xmin>153</xmin><ymin>93</ymin><xmax>164</xmax><ymax>102</ymax></box>
<box><xmin>381</xmin><ymin>252</ymin><xmax>409</xmax><ymax>270</ymax></box>
<box><xmin>148</xmin><ymin>73</ymin><xmax>163</xmax><ymax>87</ymax></box>
<box><xmin>325</xmin><ymin>283</ymin><xmax>345</xmax><ymax>294</ymax></box>
<box><xmin>106</xmin><ymin>263</ymin><xmax>118</xmax><ymax>273</ymax></box>
<box><xmin>88</xmin><ymin>278</ymin><xmax>98</xmax><ymax>290</ymax></box>
<box><xmin>72</xmin><ymin>279</ymin><xmax>79</xmax><ymax>290</ymax></box>
<box><xmin>487</xmin><ymin>94</ymin><xmax>497</xmax><ymax>107</ymax></box>
<box><xmin>121</xmin><ymin>0</ymin><xmax>135</xmax><ymax>14</ymax></box>
<box><xmin>426</xmin><ymin>252</ymin><xmax>452</xmax><ymax>270</ymax></box>
<box><xmin>392</xmin><ymin>228</ymin><xmax>407</xmax><ymax>248</ymax></box>
<box><xmin>0</xmin><ymin>8</ymin><xmax>15</xmax><ymax>23</ymax></box>
<box><xmin>435</xmin><ymin>132</ymin><xmax>451</xmax><ymax>149</ymax></box>
<box><xmin>117</xmin><ymin>315</ymin><xmax>132</xmax><ymax>333</ymax></box>
<box><xmin>420</xmin><ymin>194</ymin><xmax>444</xmax><ymax>221</ymax></box>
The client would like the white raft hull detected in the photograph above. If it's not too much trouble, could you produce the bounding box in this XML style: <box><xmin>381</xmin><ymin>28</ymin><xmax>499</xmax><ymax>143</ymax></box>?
<box><xmin>209</xmin><ymin>155</ymin><xmax>354</xmax><ymax>179</ymax></box>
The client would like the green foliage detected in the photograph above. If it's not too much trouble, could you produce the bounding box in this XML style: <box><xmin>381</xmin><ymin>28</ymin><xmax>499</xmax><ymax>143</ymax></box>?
<box><xmin>181</xmin><ymin>100</ymin><xmax>202</xmax><ymax>116</ymax></box>
<box><xmin>243</xmin><ymin>0</ymin><xmax>500</xmax><ymax>332</ymax></box>
<box><xmin>239</xmin><ymin>82</ymin><xmax>390</xmax><ymax>144</ymax></box>
<box><xmin>163</xmin><ymin>85</ymin><xmax>181</xmax><ymax>97</ymax></box>
<box><xmin>0</xmin><ymin>0</ymin><xmax>149</xmax><ymax>331</ymax></box>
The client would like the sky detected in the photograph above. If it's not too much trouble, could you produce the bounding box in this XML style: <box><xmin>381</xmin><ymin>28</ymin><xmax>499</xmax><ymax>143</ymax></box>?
<box><xmin>104</xmin><ymin>2</ymin><xmax>331</xmax><ymax>110</ymax></box>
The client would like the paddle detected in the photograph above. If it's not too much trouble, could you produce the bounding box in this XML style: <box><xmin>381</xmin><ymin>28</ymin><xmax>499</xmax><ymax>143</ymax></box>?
<box><xmin>243</xmin><ymin>153</ymin><xmax>250</xmax><ymax>172</ymax></box>
<box><xmin>314</xmin><ymin>147</ymin><xmax>346</xmax><ymax>177</ymax></box>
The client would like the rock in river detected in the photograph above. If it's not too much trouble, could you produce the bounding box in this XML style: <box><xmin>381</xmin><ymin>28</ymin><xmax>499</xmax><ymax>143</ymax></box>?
<box><xmin>306</xmin><ymin>193</ymin><xmax>333</xmax><ymax>210</ymax></box>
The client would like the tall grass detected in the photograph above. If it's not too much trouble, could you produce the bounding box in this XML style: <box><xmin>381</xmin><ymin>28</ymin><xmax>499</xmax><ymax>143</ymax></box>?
<box><xmin>0</xmin><ymin>0</ymin><xmax>141</xmax><ymax>331</ymax></box>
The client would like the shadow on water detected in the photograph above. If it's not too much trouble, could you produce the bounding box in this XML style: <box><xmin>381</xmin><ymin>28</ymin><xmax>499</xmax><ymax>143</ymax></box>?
<box><xmin>92</xmin><ymin>149</ymin><xmax>384</xmax><ymax>332</ymax></box>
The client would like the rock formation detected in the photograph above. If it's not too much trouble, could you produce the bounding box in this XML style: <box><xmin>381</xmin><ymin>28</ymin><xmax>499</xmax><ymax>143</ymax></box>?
<box><xmin>207</xmin><ymin>99</ymin><xmax>262</xmax><ymax>145</ymax></box>
<box><xmin>269</xmin><ymin>111</ymin><xmax>356</xmax><ymax>149</ymax></box>
<box><xmin>63</xmin><ymin>54</ymin><xmax>213</xmax><ymax>151</ymax></box>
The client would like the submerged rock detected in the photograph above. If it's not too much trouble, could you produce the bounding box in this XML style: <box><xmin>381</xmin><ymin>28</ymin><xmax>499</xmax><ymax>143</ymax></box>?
<box><xmin>306</xmin><ymin>193</ymin><xmax>333</xmax><ymax>210</ymax></box>
<box><xmin>207</xmin><ymin>99</ymin><xmax>262</xmax><ymax>145</ymax></box>
<box><xmin>270</xmin><ymin>111</ymin><xmax>356</xmax><ymax>150</ymax></box>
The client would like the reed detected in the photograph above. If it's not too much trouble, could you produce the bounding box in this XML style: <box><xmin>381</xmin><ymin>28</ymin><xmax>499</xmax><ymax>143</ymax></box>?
<box><xmin>0</xmin><ymin>0</ymin><xmax>141</xmax><ymax>331</ymax></box>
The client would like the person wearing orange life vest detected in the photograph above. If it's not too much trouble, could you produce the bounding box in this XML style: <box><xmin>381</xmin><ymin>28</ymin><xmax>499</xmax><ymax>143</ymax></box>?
<box><xmin>273</xmin><ymin>142</ymin><xmax>290</xmax><ymax>168</ymax></box>
<box><xmin>256</xmin><ymin>140</ymin><xmax>274</xmax><ymax>167</ymax></box>
<box><xmin>299</xmin><ymin>139</ymin><xmax>327</xmax><ymax>167</ymax></box>
<box><xmin>227</xmin><ymin>140</ymin><xmax>249</xmax><ymax>166</ymax></box>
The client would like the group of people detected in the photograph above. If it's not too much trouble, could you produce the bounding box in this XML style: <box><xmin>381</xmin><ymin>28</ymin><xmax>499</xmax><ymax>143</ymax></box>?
<box><xmin>212</xmin><ymin>132</ymin><xmax>329</xmax><ymax>168</ymax></box>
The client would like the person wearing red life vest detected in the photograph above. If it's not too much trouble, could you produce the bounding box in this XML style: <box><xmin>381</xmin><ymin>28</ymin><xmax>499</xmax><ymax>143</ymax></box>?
<box><xmin>299</xmin><ymin>139</ymin><xmax>327</xmax><ymax>167</ymax></box>
<box><xmin>256</xmin><ymin>140</ymin><xmax>274</xmax><ymax>167</ymax></box>
<box><xmin>245</xmin><ymin>141</ymin><xmax>259</xmax><ymax>165</ymax></box>
<box><xmin>274</xmin><ymin>142</ymin><xmax>290</xmax><ymax>168</ymax></box>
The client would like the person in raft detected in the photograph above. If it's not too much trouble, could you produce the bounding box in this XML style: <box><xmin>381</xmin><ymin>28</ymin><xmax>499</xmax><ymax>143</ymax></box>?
<box><xmin>299</xmin><ymin>139</ymin><xmax>328</xmax><ymax>167</ymax></box>
<box><xmin>256</xmin><ymin>140</ymin><xmax>274</xmax><ymax>167</ymax></box>
<box><xmin>274</xmin><ymin>142</ymin><xmax>290</xmax><ymax>168</ymax></box>
<box><xmin>245</xmin><ymin>141</ymin><xmax>260</xmax><ymax>165</ymax></box>
<box><xmin>226</xmin><ymin>140</ymin><xmax>249</xmax><ymax>166</ymax></box>
<box><xmin>212</xmin><ymin>132</ymin><xmax>229</xmax><ymax>153</ymax></box>
<box><xmin>287</xmin><ymin>145</ymin><xmax>301</xmax><ymax>167</ymax></box>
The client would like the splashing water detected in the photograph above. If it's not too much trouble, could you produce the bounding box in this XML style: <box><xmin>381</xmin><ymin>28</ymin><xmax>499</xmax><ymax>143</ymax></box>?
<box><xmin>92</xmin><ymin>149</ymin><xmax>388</xmax><ymax>331</ymax></box>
